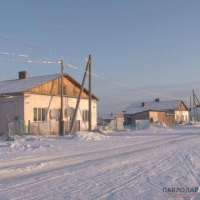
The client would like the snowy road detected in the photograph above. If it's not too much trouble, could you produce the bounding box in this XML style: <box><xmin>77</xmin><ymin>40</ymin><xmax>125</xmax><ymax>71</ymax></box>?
<box><xmin>1</xmin><ymin>127</ymin><xmax>200</xmax><ymax>199</ymax></box>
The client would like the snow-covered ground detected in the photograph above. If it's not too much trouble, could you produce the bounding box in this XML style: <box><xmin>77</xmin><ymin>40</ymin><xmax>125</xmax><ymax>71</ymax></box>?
<box><xmin>1</xmin><ymin>125</ymin><xmax>200</xmax><ymax>199</ymax></box>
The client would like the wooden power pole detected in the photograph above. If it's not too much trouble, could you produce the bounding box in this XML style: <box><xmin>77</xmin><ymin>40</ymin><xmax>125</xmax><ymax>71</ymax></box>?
<box><xmin>70</xmin><ymin>60</ymin><xmax>90</xmax><ymax>134</ymax></box>
<box><xmin>60</xmin><ymin>59</ymin><xmax>65</xmax><ymax>136</ymax></box>
<box><xmin>89</xmin><ymin>55</ymin><xmax>92</xmax><ymax>131</ymax></box>
<box><xmin>190</xmin><ymin>96</ymin><xmax>191</xmax><ymax>121</ymax></box>
<box><xmin>193</xmin><ymin>90</ymin><xmax>197</xmax><ymax>123</ymax></box>
<box><xmin>192</xmin><ymin>90</ymin><xmax>200</xmax><ymax>122</ymax></box>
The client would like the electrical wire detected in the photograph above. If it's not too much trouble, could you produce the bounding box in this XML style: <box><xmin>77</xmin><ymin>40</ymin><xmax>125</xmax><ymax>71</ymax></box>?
<box><xmin>0</xmin><ymin>51</ymin><xmax>52</xmax><ymax>61</ymax></box>
<box><xmin>65</xmin><ymin>63</ymin><xmax>187</xmax><ymax>101</ymax></box>
<box><xmin>0</xmin><ymin>36</ymin><xmax>88</xmax><ymax>60</ymax></box>
<box><xmin>0</xmin><ymin>56</ymin><xmax>188</xmax><ymax>101</ymax></box>
<box><xmin>0</xmin><ymin>52</ymin><xmax>29</xmax><ymax>58</ymax></box>
<box><xmin>0</xmin><ymin>57</ymin><xmax>60</xmax><ymax>64</ymax></box>
<box><xmin>98</xmin><ymin>102</ymin><xmax>133</xmax><ymax>108</ymax></box>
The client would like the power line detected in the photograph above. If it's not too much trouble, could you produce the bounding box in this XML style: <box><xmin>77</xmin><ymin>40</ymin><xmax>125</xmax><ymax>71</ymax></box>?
<box><xmin>0</xmin><ymin>52</ymin><xmax>29</xmax><ymax>58</ymax></box>
<box><xmin>0</xmin><ymin>56</ymin><xmax>188</xmax><ymax>101</ymax></box>
<box><xmin>98</xmin><ymin>101</ymin><xmax>134</xmax><ymax>108</ymax></box>
<box><xmin>65</xmin><ymin>63</ymin><xmax>187</xmax><ymax>100</ymax></box>
<box><xmin>0</xmin><ymin>36</ymin><xmax>88</xmax><ymax>60</ymax></box>
<box><xmin>0</xmin><ymin>57</ymin><xmax>60</xmax><ymax>64</ymax></box>
<box><xmin>0</xmin><ymin>51</ymin><xmax>54</xmax><ymax>61</ymax></box>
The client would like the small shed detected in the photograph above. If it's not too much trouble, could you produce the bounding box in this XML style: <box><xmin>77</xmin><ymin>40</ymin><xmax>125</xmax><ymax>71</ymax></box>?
<box><xmin>98</xmin><ymin>113</ymin><xmax>124</xmax><ymax>131</ymax></box>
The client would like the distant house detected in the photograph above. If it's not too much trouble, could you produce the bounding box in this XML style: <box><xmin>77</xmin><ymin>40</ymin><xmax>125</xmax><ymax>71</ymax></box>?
<box><xmin>98</xmin><ymin>113</ymin><xmax>124</xmax><ymax>131</ymax></box>
<box><xmin>123</xmin><ymin>99</ymin><xmax>189</xmax><ymax>126</ymax></box>
<box><xmin>98</xmin><ymin>113</ymin><xmax>124</xmax><ymax>124</ymax></box>
<box><xmin>0</xmin><ymin>71</ymin><xmax>99</xmax><ymax>135</ymax></box>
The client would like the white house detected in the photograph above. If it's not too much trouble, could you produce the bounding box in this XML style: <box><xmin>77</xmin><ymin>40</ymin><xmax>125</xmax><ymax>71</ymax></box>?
<box><xmin>0</xmin><ymin>71</ymin><xmax>99</xmax><ymax>135</ymax></box>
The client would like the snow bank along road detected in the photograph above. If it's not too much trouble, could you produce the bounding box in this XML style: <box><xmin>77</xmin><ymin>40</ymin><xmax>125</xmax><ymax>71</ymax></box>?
<box><xmin>1</xmin><ymin>127</ymin><xmax>200</xmax><ymax>199</ymax></box>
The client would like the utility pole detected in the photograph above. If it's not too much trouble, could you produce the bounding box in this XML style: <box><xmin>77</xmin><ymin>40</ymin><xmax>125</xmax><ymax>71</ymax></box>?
<box><xmin>89</xmin><ymin>55</ymin><xmax>92</xmax><ymax>131</ymax></box>
<box><xmin>190</xmin><ymin>96</ymin><xmax>191</xmax><ymax>121</ymax></box>
<box><xmin>193</xmin><ymin>91</ymin><xmax>200</xmax><ymax>122</ymax></box>
<box><xmin>70</xmin><ymin>60</ymin><xmax>90</xmax><ymax>135</ymax></box>
<box><xmin>193</xmin><ymin>90</ymin><xmax>196</xmax><ymax>123</ymax></box>
<box><xmin>60</xmin><ymin>59</ymin><xmax>65</xmax><ymax>136</ymax></box>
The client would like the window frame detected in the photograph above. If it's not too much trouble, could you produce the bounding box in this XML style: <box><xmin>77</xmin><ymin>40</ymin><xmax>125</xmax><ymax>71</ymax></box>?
<box><xmin>82</xmin><ymin>110</ymin><xmax>89</xmax><ymax>121</ymax></box>
<box><xmin>33</xmin><ymin>108</ymin><xmax>46</xmax><ymax>122</ymax></box>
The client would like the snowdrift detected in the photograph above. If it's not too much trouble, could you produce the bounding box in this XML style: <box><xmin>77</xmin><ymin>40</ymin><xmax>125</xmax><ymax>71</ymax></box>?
<box><xmin>142</xmin><ymin>121</ymin><xmax>172</xmax><ymax>132</ymax></box>
<box><xmin>71</xmin><ymin>131</ymin><xmax>110</xmax><ymax>141</ymax></box>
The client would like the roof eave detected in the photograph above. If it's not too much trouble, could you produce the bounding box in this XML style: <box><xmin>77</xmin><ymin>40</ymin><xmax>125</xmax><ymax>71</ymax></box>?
<box><xmin>0</xmin><ymin>92</ymin><xmax>24</xmax><ymax>97</ymax></box>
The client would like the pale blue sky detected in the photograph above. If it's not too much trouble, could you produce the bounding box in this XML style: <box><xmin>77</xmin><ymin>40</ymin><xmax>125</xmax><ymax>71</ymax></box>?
<box><xmin>0</xmin><ymin>0</ymin><xmax>200</xmax><ymax>114</ymax></box>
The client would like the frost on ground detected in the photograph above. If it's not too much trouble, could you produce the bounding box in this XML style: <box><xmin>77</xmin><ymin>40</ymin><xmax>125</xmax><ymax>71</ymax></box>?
<box><xmin>1</xmin><ymin>126</ymin><xmax>200</xmax><ymax>199</ymax></box>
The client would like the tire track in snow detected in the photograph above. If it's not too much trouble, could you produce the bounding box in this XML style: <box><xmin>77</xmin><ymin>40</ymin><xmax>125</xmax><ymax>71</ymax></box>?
<box><xmin>0</xmin><ymin>135</ymin><xmax>198</xmax><ymax>200</ymax></box>
<box><xmin>179</xmin><ymin>152</ymin><xmax>200</xmax><ymax>187</ymax></box>
<box><xmin>30</xmin><ymin>148</ymin><xmax>166</xmax><ymax>200</ymax></box>
<box><xmin>3</xmin><ymin>135</ymin><xmax>195</xmax><ymax>199</ymax></box>
<box><xmin>0</xmin><ymin>134</ymin><xmax>191</xmax><ymax>183</ymax></box>
<box><xmin>94</xmin><ymin>140</ymin><xmax>185</xmax><ymax>199</ymax></box>
<box><xmin>0</xmin><ymin>134</ymin><xmax>184</xmax><ymax>170</ymax></box>
<box><xmin>41</xmin><ymin>138</ymin><xmax>184</xmax><ymax>199</ymax></box>
<box><xmin>4</xmin><ymin>148</ymin><xmax>157</xmax><ymax>200</ymax></box>
<box><xmin>0</xmin><ymin>144</ymin><xmax>161</xmax><ymax>200</ymax></box>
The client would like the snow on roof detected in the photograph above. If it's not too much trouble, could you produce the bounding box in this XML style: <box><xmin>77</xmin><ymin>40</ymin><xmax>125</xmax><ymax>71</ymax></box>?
<box><xmin>0</xmin><ymin>74</ymin><xmax>60</xmax><ymax>95</ymax></box>
<box><xmin>123</xmin><ymin>100</ymin><xmax>183</xmax><ymax>115</ymax></box>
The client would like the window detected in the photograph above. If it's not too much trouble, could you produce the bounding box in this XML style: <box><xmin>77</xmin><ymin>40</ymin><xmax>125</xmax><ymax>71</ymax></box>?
<box><xmin>82</xmin><ymin>110</ymin><xmax>89</xmax><ymax>121</ymax></box>
<box><xmin>34</xmin><ymin>108</ymin><xmax>46</xmax><ymax>122</ymax></box>
<box><xmin>177</xmin><ymin>115</ymin><xmax>179</xmax><ymax>121</ymax></box>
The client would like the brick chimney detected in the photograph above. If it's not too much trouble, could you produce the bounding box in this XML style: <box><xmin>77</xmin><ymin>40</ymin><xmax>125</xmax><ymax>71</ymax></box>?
<box><xmin>155</xmin><ymin>98</ymin><xmax>160</xmax><ymax>102</ymax></box>
<box><xmin>142</xmin><ymin>102</ymin><xmax>146</xmax><ymax>107</ymax></box>
<box><xmin>18</xmin><ymin>71</ymin><xmax>28</xmax><ymax>79</ymax></box>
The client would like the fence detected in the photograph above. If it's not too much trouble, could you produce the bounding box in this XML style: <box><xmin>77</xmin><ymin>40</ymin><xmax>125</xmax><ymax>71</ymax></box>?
<box><xmin>30</xmin><ymin>121</ymin><xmax>80</xmax><ymax>135</ymax></box>
<box><xmin>7</xmin><ymin>120</ymin><xmax>80</xmax><ymax>138</ymax></box>
<box><xmin>7</xmin><ymin>120</ymin><xmax>26</xmax><ymax>139</ymax></box>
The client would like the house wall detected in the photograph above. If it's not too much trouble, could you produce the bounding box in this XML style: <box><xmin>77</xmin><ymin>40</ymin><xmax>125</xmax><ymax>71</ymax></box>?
<box><xmin>176</xmin><ymin>102</ymin><xmax>188</xmax><ymax>111</ymax></box>
<box><xmin>174</xmin><ymin>102</ymin><xmax>189</xmax><ymax>123</ymax></box>
<box><xmin>165</xmin><ymin>115</ymin><xmax>173</xmax><ymax>126</ymax></box>
<box><xmin>149</xmin><ymin>111</ymin><xmax>165</xmax><ymax>122</ymax></box>
<box><xmin>26</xmin><ymin>77</ymin><xmax>89</xmax><ymax>99</ymax></box>
<box><xmin>24</xmin><ymin>94</ymin><xmax>97</xmax><ymax>131</ymax></box>
<box><xmin>124</xmin><ymin>111</ymin><xmax>167</xmax><ymax>126</ymax></box>
<box><xmin>0</xmin><ymin>96</ymin><xmax>24</xmax><ymax>135</ymax></box>
<box><xmin>174</xmin><ymin>111</ymin><xmax>189</xmax><ymax>123</ymax></box>
<box><xmin>124</xmin><ymin>111</ymin><xmax>149</xmax><ymax>126</ymax></box>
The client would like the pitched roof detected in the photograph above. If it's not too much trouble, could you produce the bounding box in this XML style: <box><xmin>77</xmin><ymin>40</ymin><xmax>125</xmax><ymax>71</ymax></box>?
<box><xmin>123</xmin><ymin>100</ymin><xmax>183</xmax><ymax>115</ymax></box>
<box><xmin>0</xmin><ymin>74</ymin><xmax>60</xmax><ymax>95</ymax></box>
<box><xmin>0</xmin><ymin>73</ymin><xmax>98</xmax><ymax>100</ymax></box>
